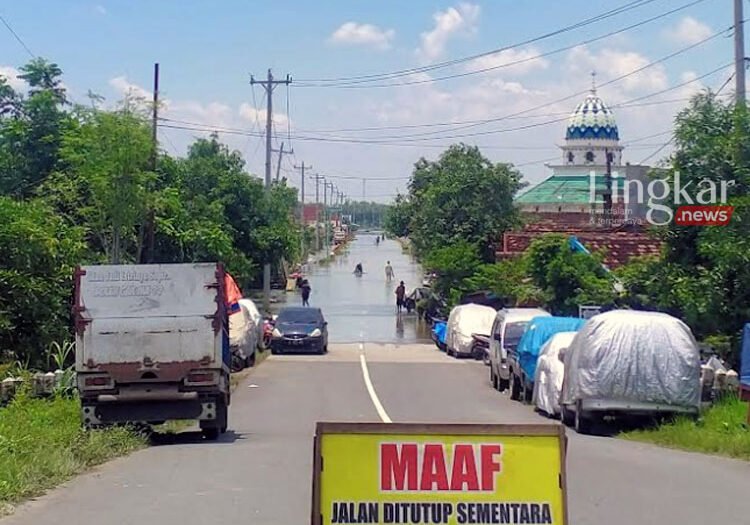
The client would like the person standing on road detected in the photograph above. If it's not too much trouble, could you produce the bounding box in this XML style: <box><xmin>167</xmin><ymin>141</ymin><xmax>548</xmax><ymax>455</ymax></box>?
<box><xmin>395</xmin><ymin>281</ymin><xmax>406</xmax><ymax>313</ymax></box>
<box><xmin>385</xmin><ymin>261</ymin><xmax>394</xmax><ymax>282</ymax></box>
<box><xmin>301</xmin><ymin>279</ymin><xmax>311</xmax><ymax>306</ymax></box>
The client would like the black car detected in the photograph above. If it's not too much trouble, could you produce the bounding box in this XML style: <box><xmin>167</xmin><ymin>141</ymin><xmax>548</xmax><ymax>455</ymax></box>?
<box><xmin>270</xmin><ymin>307</ymin><xmax>328</xmax><ymax>355</ymax></box>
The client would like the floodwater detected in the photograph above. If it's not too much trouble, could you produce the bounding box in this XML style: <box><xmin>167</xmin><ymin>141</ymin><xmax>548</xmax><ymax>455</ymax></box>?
<box><xmin>288</xmin><ymin>233</ymin><xmax>432</xmax><ymax>343</ymax></box>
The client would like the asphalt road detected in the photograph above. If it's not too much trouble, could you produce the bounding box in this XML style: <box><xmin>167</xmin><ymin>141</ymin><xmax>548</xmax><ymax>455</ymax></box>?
<box><xmin>5</xmin><ymin>343</ymin><xmax>749</xmax><ymax>525</ymax></box>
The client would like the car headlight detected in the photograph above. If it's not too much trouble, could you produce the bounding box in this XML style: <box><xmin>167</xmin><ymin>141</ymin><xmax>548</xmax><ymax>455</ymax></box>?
<box><xmin>272</xmin><ymin>328</ymin><xmax>282</xmax><ymax>338</ymax></box>
<box><xmin>309</xmin><ymin>328</ymin><xmax>322</xmax><ymax>337</ymax></box>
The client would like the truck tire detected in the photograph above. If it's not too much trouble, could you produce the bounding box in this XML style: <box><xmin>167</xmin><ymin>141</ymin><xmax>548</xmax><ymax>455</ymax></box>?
<box><xmin>498</xmin><ymin>377</ymin><xmax>509</xmax><ymax>392</ymax></box>
<box><xmin>522</xmin><ymin>377</ymin><xmax>533</xmax><ymax>404</ymax></box>
<box><xmin>509</xmin><ymin>372</ymin><xmax>521</xmax><ymax>401</ymax></box>
<box><xmin>561</xmin><ymin>405</ymin><xmax>574</xmax><ymax>426</ymax></box>
<box><xmin>574</xmin><ymin>400</ymin><xmax>593</xmax><ymax>434</ymax></box>
<box><xmin>202</xmin><ymin>427</ymin><xmax>220</xmax><ymax>440</ymax></box>
<box><xmin>490</xmin><ymin>367</ymin><xmax>497</xmax><ymax>389</ymax></box>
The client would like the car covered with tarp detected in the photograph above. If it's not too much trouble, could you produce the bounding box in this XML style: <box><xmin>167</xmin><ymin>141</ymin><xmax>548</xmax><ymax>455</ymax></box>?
<box><xmin>445</xmin><ymin>304</ymin><xmax>497</xmax><ymax>358</ymax></box>
<box><xmin>432</xmin><ymin>320</ymin><xmax>447</xmax><ymax>351</ymax></box>
<box><xmin>510</xmin><ymin>316</ymin><xmax>586</xmax><ymax>403</ymax></box>
<box><xmin>561</xmin><ymin>310</ymin><xmax>701</xmax><ymax>434</ymax></box>
<box><xmin>532</xmin><ymin>331</ymin><xmax>578</xmax><ymax>417</ymax></box>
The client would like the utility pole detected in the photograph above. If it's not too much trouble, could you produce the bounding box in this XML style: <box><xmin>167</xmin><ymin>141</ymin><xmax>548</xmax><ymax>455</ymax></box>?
<box><xmin>294</xmin><ymin>162</ymin><xmax>310</xmax><ymax>258</ymax></box>
<box><xmin>273</xmin><ymin>141</ymin><xmax>293</xmax><ymax>182</ymax></box>
<box><xmin>151</xmin><ymin>63</ymin><xmax>159</xmax><ymax>172</ymax></box>
<box><xmin>143</xmin><ymin>62</ymin><xmax>159</xmax><ymax>264</ymax></box>
<box><xmin>603</xmin><ymin>148</ymin><xmax>612</xmax><ymax>222</ymax></box>
<box><xmin>323</xmin><ymin>179</ymin><xmax>328</xmax><ymax>255</ymax></box>
<box><xmin>735</xmin><ymin>0</ymin><xmax>746</xmax><ymax>103</ymax></box>
<box><xmin>311</xmin><ymin>173</ymin><xmax>324</xmax><ymax>252</ymax></box>
<box><xmin>250</xmin><ymin>69</ymin><xmax>292</xmax><ymax>313</ymax></box>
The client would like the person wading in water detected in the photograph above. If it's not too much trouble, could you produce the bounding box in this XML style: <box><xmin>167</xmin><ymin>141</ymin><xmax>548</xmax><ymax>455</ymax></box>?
<box><xmin>395</xmin><ymin>281</ymin><xmax>406</xmax><ymax>313</ymax></box>
<box><xmin>301</xmin><ymin>279</ymin><xmax>311</xmax><ymax>306</ymax></box>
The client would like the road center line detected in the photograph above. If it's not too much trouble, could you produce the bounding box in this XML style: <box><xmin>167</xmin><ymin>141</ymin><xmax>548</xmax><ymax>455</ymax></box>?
<box><xmin>359</xmin><ymin>353</ymin><xmax>392</xmax><ymax>423</ymax></box>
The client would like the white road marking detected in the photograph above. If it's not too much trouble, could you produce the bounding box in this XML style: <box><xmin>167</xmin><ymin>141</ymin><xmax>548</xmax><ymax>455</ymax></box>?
<box><xmin>359</xmin><ymin>353</ymin><xmax>392</xmax><ymax>423</ymax></box>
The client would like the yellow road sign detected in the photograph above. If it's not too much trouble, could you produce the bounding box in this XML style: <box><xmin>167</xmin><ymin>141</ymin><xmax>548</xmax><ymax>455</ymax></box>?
<box><xmin>312</xmin><ymin>423</ymin><xmax>568</xmax><ymax>525</ymax></box>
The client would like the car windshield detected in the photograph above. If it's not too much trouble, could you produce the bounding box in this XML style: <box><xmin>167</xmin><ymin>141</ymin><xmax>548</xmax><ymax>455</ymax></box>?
<box><xmin>504</xmin><ymin>322</ymin><xmax>529</xmax><ymax>351</ymax></box>
<box><xmin>277</xmin><ymin>310</ymin><xmax>321</xmax><ymax>324</ymax></box>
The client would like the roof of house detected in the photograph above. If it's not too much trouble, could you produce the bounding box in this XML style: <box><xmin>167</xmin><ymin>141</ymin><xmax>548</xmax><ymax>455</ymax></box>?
<box><xmin>516</xmin><ymin>174</ymin><xmax>610</xmax><ymax>204</ymax></box>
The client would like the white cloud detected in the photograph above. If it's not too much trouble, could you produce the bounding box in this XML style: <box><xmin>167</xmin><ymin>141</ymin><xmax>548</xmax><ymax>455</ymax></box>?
<box><xmin>95</xmin><ymin>4</ymin><xmax>107</xmax><ymax>15</ymax></box>
<box><xmin>109</xmin><ymin>75</ymin><xmax>151</xmax><ymax>101</ymax></box>
<box><xmin>238</xmin><ymin>103</ymin><xmax>290</xmax><ymax>128</ymax></box>
<box><xmin>663</xmin><ymin>16</ymin><xmax>712</xmax><ymax>45</ymax></box>
<box><xmin>417</xmin><ymin>2</ymin><xmax>480</xmax><ymax>62</ymax></box>
<box><xmin>465</xmin><ymin>46</ymin><xmax>549</xmax><ymax>76</ymax></box>
<box><xmin>0</xmin><ymin>66</ymin><xmax>25</xmax><ymax>90</ymax></box>
<box><xmin>329</xmin><ymin>22</ymin><xmax>395</xmax><ymax>50</ymax></box>
<box><xmin>565</xmin><ymin>46</ymin><xmax>668</xmax><ymax>93</ymax></box>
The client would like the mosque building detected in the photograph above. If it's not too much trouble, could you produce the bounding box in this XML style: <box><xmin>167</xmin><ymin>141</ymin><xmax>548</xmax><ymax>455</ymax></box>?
<box><xmin>498</xmin><ymin>77</ymin><xmax>662</xmax><ymax>267</ymax></box>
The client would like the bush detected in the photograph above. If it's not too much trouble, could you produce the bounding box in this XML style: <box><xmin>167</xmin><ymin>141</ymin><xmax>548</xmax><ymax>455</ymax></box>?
<box><xmin>0</xmin><ymin>394</ymin><xmax>145</xmax><ymax>508</ymax></box>
<box><xmin>0</xmin><ymin>198</ymin><xmax>86</xmax><ymax>366</ymax></box>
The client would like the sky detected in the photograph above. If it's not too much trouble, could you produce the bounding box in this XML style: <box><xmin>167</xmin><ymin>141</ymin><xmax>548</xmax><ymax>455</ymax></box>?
<box><xmin>0</xmin><ymin>0</ymin><xmax>739</xmax><ymax>203</ymax></box>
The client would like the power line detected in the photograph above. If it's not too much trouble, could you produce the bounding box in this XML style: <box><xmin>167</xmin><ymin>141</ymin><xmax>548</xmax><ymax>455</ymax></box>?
<box><xmin>296</xmin><ymin>0</ymin><xmax>664</xmax><ymax>84</ymax></box>
<box><xmin>159</xmin><ymin>61</ymin><xmax>730</xmax><ymax>151</ymax></box>
<box><xmin>637</xmin><ymin>71</ymin><xmax>736</xmax><ymax>164</ymax></box>
<box><xmin>0</xmin><ymin>14</ymin><xmax>34</xmax><ymax>58</ymax></box>
<box><xmin>296</xmin><ymin>0</ymin><xmax>709</xmax><ymax>88</ymax></box>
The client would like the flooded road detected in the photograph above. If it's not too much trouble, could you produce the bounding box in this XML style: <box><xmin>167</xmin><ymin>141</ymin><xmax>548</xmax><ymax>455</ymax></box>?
<box><xmin>291</xmin><ymin>233</ymin><xmax>431</xmax><ymax>343</ymax></box>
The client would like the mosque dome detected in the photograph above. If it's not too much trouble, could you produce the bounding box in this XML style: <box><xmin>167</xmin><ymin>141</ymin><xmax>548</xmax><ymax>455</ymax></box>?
<box><xmin>565</xmin><ymin>89</ymin><xmax>619</xmax><ymax>141</ymax></box>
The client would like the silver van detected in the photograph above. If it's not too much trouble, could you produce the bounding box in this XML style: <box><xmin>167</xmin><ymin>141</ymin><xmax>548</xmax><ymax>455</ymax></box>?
<box><xmin>489</xmin><ymin>308</ymin><xmax>550</xmax><ymax>392</ymax></box>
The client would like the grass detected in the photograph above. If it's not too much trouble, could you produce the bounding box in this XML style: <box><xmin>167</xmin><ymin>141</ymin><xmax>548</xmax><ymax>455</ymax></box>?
<box><xmin>621</xmin><ymin>396</ymin><xmax>750</xmax><ymax>460</ymax></box>
<box><xmin>0</xmin><ymin>393</ymin><xmax>146</xmax><ymax>512</ymax></box>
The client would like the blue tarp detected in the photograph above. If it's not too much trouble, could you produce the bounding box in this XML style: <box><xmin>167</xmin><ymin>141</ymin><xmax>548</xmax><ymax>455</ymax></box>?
<box><xmin>741</xmin><ymin>323</ymin><xmax>750</xmax><ymax>387</ymax></box>
<box><xmin>518</xmin><ymin>316</ymin><xmax>585</xmax><ymax>381</ymax></box>
<box><xmin>433</xmin><ymin>321</ymin><xmax>447</xmax><ymax>344</ymax></box>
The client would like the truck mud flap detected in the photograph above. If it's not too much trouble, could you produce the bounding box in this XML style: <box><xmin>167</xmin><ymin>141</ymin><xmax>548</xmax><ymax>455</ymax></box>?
<box><xmin>84</xmin><ymin>399</ymin><xmax>204</xmax><ymax>426</ymax></box>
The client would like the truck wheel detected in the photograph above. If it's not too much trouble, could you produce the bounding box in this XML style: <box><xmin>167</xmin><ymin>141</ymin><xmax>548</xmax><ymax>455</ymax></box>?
<box><xmin>490</xmin><ymin>367</ymin><xmax>497</xmax><ymax>389</ymax></box>
<box><xmin>575</xmin><ymin>400</ymin><xmax>593</xmax><ymax>434</ymax></box>
<box><xmin>217</xmin><ymin>397</ymin><xmax>228</xmax><ymax>434</ymax></box>
<box><xmin>202</xmin><ymin>427</ymin><xmax>219</xmax><ymax>440</ymax></box>
<box><xmin>561</xmin><ymin>405</ymin><xmax>575</xmax><ymax>426</ymax></box>
<box><xmin>522</xmin><ymin>378</ymin><xmax>533</xmax><ymax>404</ymax></box>
<box><xmin>509</xmin><ymin>372</ymin><xmax>521</xmax><ymax>401</ymax></box>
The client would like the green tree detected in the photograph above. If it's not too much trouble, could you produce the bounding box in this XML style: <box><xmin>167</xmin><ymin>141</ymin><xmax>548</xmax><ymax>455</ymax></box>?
<box><xmin>407</xmin><ymin>144</ymin><xmax>524</xmax><ymax>261</ymax></box>
<box><xmin>461</xmin><ymin>259</ymin><xmax>544</xmax><ymax>307</ymax></box>
<box><xmin>384</xmin><ymin>194</ymin><xmax>411</xmax><ymax>237</ymax></box>
<box><xmin>525</xmin><ymin>234</ymin><xmax>615</xmax><ymax>315</ymax></box>
<box><xmin>0</xmin><ymin>58</ymin><xmax>70</xmax><ymax>197</ymax></box>
<box><xmin>53</xmin><ymin>107</ymin><xmax>153</xmax><ymax>263</ymax></box>
<box><xmin>0</xmin><ymin>197</ymin><xmax>86</xmax><ymax>365</ymax></box>
<box><xmin>422</xmin><ymin>240</ymin><xmax>482</xmax><ymax>297</ymax></box>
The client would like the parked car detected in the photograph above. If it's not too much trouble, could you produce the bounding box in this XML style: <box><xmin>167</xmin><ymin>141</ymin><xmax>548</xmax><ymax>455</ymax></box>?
<box><xmin>471</xmin><ymin>333</ymin><xmax>492</xmax><ymax>364</ymax></box>
<box><xmin>229</xmin><ymin>300</ymin><xmax>260</xmax><ymax>369</ymax></box>
<box><xmin>431</xmin><ymin>319</ymin><xmax>447</xmax><ymax>351</ymax></box>
<box><xmin>489</xmin><ymin>308</ymin><xmax>550</xmax><ymax>392</ymax></box>
<box><xmin>445</xmin><ymin>304</ymin><xmax>497</xmax><ymax>358</ymax></box>
<box><xmin>561</xmin><ymin>310</ymin><xmax>701</xmax><ymax>434</ymax></box>
<box><xmin>509</xmin><ymin>316</ymin><xmax>585</xmax><ymax>403</ymax></box>
<box><xmin>532</xmin><ymin>331</ymin><xmax>578</xmax><ymax>417</ymax></box>
<box><xmin>270</xmin><ymin>307</ymin><xmax>328</xmax><ymax>355</ymax></box>
<box><xmin>239</xmin><ymin>298</ymin><xmax>266</xmax><ymax>351</ymax></box>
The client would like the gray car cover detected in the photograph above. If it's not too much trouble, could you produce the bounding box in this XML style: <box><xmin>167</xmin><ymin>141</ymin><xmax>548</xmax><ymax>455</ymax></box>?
<box><xmin>562</xmin><ymin>310</ymin><xmax>701</xmax><ymax>410</ymax></box>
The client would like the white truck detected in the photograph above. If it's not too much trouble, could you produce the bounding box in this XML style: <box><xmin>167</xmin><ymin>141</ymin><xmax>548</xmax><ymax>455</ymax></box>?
<box><xmin>74</xmin><ymin>262</ymin><xmax>231</xmax><ymax>439</ymax></box>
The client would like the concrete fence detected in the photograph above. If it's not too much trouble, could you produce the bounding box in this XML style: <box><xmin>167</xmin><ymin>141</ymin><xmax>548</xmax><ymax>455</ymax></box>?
<box><xmin>1</xmin><ymin>370</ymin><xmax>71</xmax><ymax>405</ymax></box>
